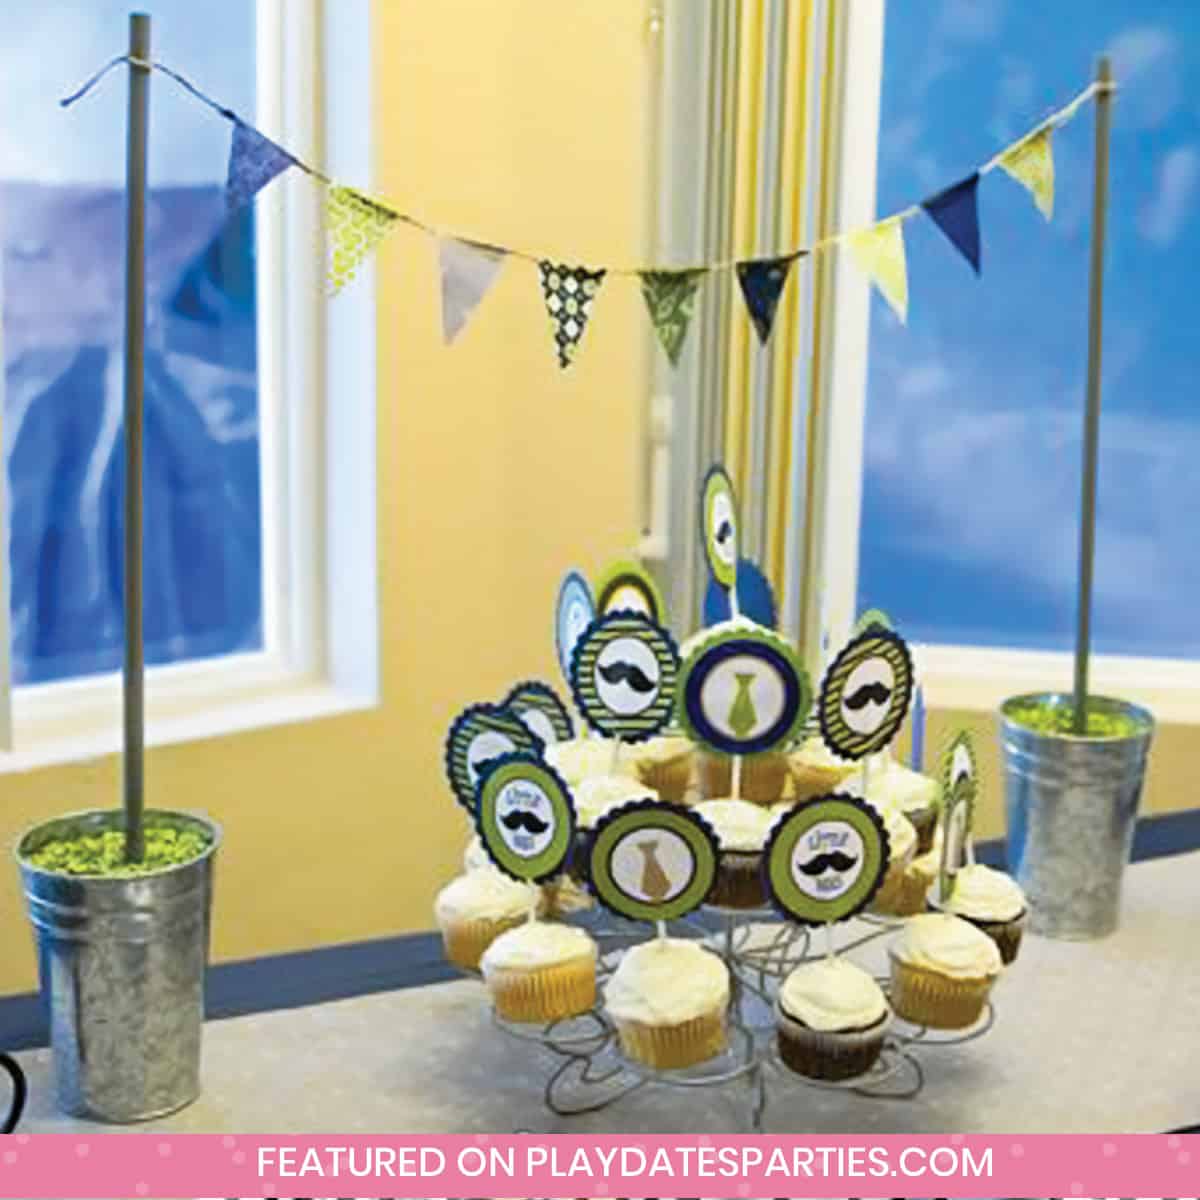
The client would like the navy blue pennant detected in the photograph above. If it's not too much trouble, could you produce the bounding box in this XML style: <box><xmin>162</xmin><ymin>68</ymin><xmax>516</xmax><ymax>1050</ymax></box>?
<box><xmin>922</xmin><ymin>173</ymin><xmax>981</xmax><ymax>275</ymax></box>
<box><xmin>735</xmin><ymin>254</ymin><xmax>800</xmax><ymax>344</ymax></box>
<box><xmin>226</xmin><ymin>120</ymin><xmax>296</xmax><ymax>212</ymax></box>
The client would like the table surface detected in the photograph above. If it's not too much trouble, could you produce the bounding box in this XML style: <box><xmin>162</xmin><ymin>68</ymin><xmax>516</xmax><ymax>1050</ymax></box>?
<box><xmin>16</xmin><ymin>852</ymin><xmax>1200</xmax><ymax>1134</ymax></box>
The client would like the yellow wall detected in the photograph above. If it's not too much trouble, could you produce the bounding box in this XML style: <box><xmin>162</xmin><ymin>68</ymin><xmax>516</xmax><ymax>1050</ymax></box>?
<box><xmin>0</xmin><ymin>0</ymin><xmax>655</xmax><ymax>997</ymax></box>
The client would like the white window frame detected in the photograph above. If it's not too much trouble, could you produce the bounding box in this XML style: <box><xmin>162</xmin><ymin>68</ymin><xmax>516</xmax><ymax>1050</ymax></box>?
<box><xmin>818</xmin><ymin>0</ymin><xmax>1200</xmax><ymax>723</ymax></box>
<box><xmin>1</xmin><ymin>0</ymin><xmax>379</xmax><ymax>771</ymax></box>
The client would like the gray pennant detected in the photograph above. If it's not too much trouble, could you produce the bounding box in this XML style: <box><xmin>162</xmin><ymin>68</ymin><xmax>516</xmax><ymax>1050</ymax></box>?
<box><xmin>439</xmin><ymin>237</ymin><xmax>507</xmax><ymax>343</ymax></box>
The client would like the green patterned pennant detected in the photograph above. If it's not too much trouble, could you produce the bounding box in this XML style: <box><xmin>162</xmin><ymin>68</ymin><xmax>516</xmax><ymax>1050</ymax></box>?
<box><xmin>639</xmin><ymin>269</ymin><xmax>705</xmax><ymax>367</ymax></box>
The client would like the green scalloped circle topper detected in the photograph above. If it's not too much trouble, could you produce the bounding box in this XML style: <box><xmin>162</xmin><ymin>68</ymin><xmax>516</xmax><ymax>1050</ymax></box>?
<box><xmin>475</xmin><ymin>753</ymin><xmax>576</xmax><ymax>884</ymax></box>
<box><xmin>700</xmin><ymin>466</ymin><xmax>739</xmax><ymax>590</ymax></box>
<box><xmin>593</xmin><ymin>560</ymin><xmax>665</xmax><ymax>625</ymax></box>
<box><xmin>764</xmin><ymin>795</ymin><xmax>890</xmax><ymax>926</ymax></box>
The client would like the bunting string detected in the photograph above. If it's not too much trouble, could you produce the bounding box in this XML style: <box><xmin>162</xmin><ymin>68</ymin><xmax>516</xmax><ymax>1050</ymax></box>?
<box><xmin>59</xmin><ymin>53</ymin><xmax>1115</xmax><ymax>363</ymax></box>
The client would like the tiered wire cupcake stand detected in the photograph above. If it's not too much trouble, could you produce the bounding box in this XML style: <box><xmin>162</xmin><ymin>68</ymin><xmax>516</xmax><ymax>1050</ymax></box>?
<box><xmin>479</xmin><ymin>904</ymin><xmax>995</xmax><ymax>1132</ymax></box>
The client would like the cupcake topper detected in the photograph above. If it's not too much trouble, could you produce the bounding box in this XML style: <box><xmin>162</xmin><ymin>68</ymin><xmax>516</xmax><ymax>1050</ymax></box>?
<box><xmin>474</xmin><ymin>752</ymin><xmax>577</xmax><ymax>885</ymax></box>
<box><xmin>762</xmin><ymin>794</ymin><xmax>891</xmax><ymax>928</ymax></box>
<box><xmin>938</xmin><ymin>730</ymin><xmax>979</xmax><ymax>901</ymax></box>
<box><xmin>444</xmin><ymin>703</ymin><xmax>545</xmax><ymax>813</ymax></box>
<box><xmin>502</xmin><ymin>681</ymin><xmax>574</xmax><ymax>746</ymax></box>
<box><xmin>853</xmin><ymin>607</ymin><xmax>895</xmax><ymax>636</ymax></box>
<box><xmin>555</xmin><ymin>569</ymin><xmax>596</xmax><ymax>690</ymax></box>
<box><xmin>703</xmin><ymin>558</ymin><xmax>777</xmax><ymax>629</ymax></box>
<box><xmin>569</xmin><ymin>611</ymin><xmax>680</xmax><ymax>745</ymax></box>
<box><xmin>586</xmin><ymin>799</ymin><xmax>720</xmax><ymax>924</ymax></box>
<box><xmin>594</xmin><ymin>559</ymin><xmax>665</xmax><ymax>625</ymax></box>
<box><xmin>700</xmin><ymin>465</ymin><xmax>740</xmax><ymax>613</ymax></box>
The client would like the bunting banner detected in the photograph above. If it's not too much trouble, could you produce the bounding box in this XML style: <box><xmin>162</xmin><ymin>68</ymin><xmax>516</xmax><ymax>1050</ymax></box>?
<box><xmin>845</xmin><ymin>218</ymin><xmax>908</xmax><ymax>323</ymax></box>
<box><xmin>640</xmin><ymin>269</ymin><xmax>704</xmax><ymax>365</ymax></box>
<box><xmin>439</xmin><ymin>237</ymin><xmax>508</xmax><ymax>344</ymax></box>
<box><xmin>326</xmin><ymin>186</ymin><xmax>402</xmax><ymax>296</ymax></box>
<box><xmin>61</xmin><ymin>54</ymin><xmax>1106</xmax><ymax>367</ymax></box>
<box><xmin>997</xmin><ymin>128</ymin><xmax>1056</xmax><ymax>220</ymax></box>
<box><xmin>922</xmin><ymin>173</ymin><xmax>982</xmax><ymax>274</ymax></box>
<box><xmin>225</xmin><ymin>119</ymin><xmax>295</xmax><ymax>212</ymax></box>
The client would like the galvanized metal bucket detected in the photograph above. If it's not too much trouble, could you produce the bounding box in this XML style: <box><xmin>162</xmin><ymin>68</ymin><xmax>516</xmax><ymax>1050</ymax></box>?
<box><xmin>15</xmin><ymin>808</ymin><xmax>220</xmax><ymax>1122</ymax></box>
<box><xmin>999</xmin><ymin>693</ymin><xmax>1153</xmax><ymax>940</ymax></box>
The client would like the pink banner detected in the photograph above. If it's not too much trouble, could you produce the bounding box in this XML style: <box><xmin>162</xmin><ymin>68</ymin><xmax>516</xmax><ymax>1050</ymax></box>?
<box><xmin>0</xmin><ymin>1133</ymin><xmax>1195</xmax><ymax>1198</ymax></box>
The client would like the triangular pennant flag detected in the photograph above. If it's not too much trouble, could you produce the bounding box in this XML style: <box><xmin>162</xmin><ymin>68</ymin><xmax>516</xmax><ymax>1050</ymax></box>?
<box><xmin>226</xmin><ymin>120</ymin><xmax>296</xmax><ymax>212</ymax></box>
<box><xmin>538</xmin><ymin>261</ymin><xmax>606</xmax><ymax>369</ymax></box>
<box><xmin>845</xmin><ymin>217</ymin><xmax>909</xmax><ymax>323</ymax></box>
<box><xmin>639</xmin><ymin>269</ymin><xmax>705</xmax><ymax>366</ymax></box>
<box><xmin>326</xmin><ymin>185</ymin><xmax>401</xmax><ymax>295</ymax></box>
<box><xmin>997</xmin><ymin>128</ymin><xmax>1055</xmax><ymax>220</ymax></box>
<box><xmin>439</xmin><ymin>237</ymin><xmax>507</xmax><ymax>343</ymax></box>
<box><xmin>922</xmin><ymin>173</ymin><xmax>981</xmax><ymax>274</ymax></box>
<box><xmin>735</xmin><ymin>254</ymin><xmax>799</xmax><ymax>344</ymax></box>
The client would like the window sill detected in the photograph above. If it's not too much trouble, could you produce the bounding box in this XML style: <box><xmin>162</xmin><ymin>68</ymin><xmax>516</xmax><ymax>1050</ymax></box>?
<box><xmin>918</xmin><ymin>644</ymin><xmax>1200</xmax><ymax>726</ymax></box>
<box><xmin>1</xmin><ymin>656</ymin><xmax>377</xmax><ymax>774</ymax></box>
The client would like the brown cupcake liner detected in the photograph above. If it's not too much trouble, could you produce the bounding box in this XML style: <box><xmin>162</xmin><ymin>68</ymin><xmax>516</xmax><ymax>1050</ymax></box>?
<box><xmin>888</xmin><ymin>957</ymin><xmax>995</xmax><ymax>1030</ymax></box>
<box><xmin>486</xmin><ymin>957</ymin><xmax>597</xmax><ymax>1023</ymax></box>
<box><xmin>699</xmin><ymin>752</ymin><xmax>789</xmax><ymax>805</ymax></box>
<box><xmin>440</xmin><ymin>914</ymin><xmax>528</xmax><ymax>972</ymax></box>
<box><xmin>613</xmin><ymin>1008</ymin><xmax>728</xmax><ymax>1070</ymax></box>
<box><xmin>774</xmin><ymin>1004</ymin><xmax>890</xmax><ymax>1081</ymax></box>
<box><xmin>707</xmin><ymin>851</ymin><xmax>767</xmax><ymax>910</ymax></box>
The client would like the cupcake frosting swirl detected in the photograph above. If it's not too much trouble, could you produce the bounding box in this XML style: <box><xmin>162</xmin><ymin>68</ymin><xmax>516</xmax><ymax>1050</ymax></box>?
<box><xmin>480</xmin><ymin>921</ymin><xmax>597</xmax><ymax>973</ymax></box>
<box><xmin>573</xmin><ymin>774</ymin><xmax>659</xmax><ymax>829</ymax></box>
<box><xmin>604</xmin><ymin>938</ymin><xmax>729</xmax><ymax>1025</ymax></box>
<box><xmin>860</xmin><ymin>758</ymin><xmax>939</xmax><ymax>814</ymax></box>
<box><xmin>891</xmin><ymin>912</ymin><xmax>1002</xmax><ymax>979</ymax></box>
<box><xmin>692</xmin><ymin>799</ymin><xmax>777</xmax><ymax>852</ymax></box>
<box><xmin>546</xmin><ymin>737</ymin><xmax>637</xmax><ymax>786</ymax></box>
<box><xmin>778</xmin><ymin>957</ymin><xmax>889</xmax><ymax>1032</ymax></box>
<box><xmin>434</xmin><ymin>872</ymin><xmax>539</xmax><ymax>922</ymax></box>
<box><xmin>933</xmin><ymin>863</ymin><xmax>1026</xmax><ymax>922</ymax></box>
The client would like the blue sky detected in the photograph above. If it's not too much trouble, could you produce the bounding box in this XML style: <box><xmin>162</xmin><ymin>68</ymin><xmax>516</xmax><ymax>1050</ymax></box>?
<box><xmin>0</xmin><ymin>1</ymin><xmax>254</xmax><ymax>184</ymax></box>
<box><xmin>858</xmin><ymin>0</ymin><xmax>1200</xmax><ymax>658</ymax></box>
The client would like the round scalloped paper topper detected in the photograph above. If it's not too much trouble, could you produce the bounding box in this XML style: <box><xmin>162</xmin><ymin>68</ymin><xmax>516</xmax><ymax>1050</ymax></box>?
<box><xmin>763</xmin><ymin>795</ymin><xmax>890</xmax><ymax>926</ymax></box>
<box><xmin>594</xmin><ymin>559</ymin><xmax>665</xmax><ymax>624</ymax></box>
<box><xmin>679</xmin><ymin>624</ymin><xmax>810</xmax><ymax>756</ymax></box>
<box><xmin>817</xmin><ymin>627</ymin><xmax>915</xmax><ymax>760</ymax></box>
<box><xmin>700</xmin><ymin>465</ymin><xmax>739</xmax><ymax>590</ymax></box>
<box><xmin>938</xmin><ymin>731</ymin><xmax>978</xmax><ymax>902</ymax></box>
<box><xmin>703</xmin><ymin>558</ymin><xmax>777</xmax><ymax>629</ymax></box>
<box><xmin>941</xmin><ymin>728</ymin><xmax>979</xmax><ymax>804</ymax></box>
<box><xmin>475</xmin><ymin>752</ymin><xmax>576</xmax><ymax>884</ymax></box>
<box><xmin>503</xmin><ymin>681</ymin><xmax>574</xmax><ymax>746</ymax></box>
<box><xmin>853</xmin><ymin>607</ymin><xmax>895</xmax><ymax>636</ymax></box>
<box><xmin>556</xmin><ymin>569</ymin><xmax>596</xmax><ymax>687</ymax></box>
<box><xmin>569</xmin><ymin>611</ymin><xmax>679</xmax><ymax>743</ymax></box>
<box><xmin>444</xmin><ymin>703</ymin><xmax>544</xmax><ymax>812</ymax></box>
<box><xmin>586</xmin><ymin>799</ymin><xmax>719</xmax><ymax>922</ymax></box>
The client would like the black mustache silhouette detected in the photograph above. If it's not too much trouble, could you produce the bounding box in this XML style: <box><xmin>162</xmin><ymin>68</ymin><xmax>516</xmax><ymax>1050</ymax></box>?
<box><xmin>501</xmin><ymin>810</ymin><xmax>550</xmax><ymax>835</ymax></box>
<box><xmin>598</xmin><ymin>660</ymin><xmax>657</xmax><ymax>693</ymax></box>
<box><xmin>844</xmin><ymin>681</ymin><xmax>891</xmax><ymax>710</ymax></box>
<box><xmin>798</xmin><ymin>851</ymin><xmax>859</xmax><ymax>876</ymax></box>
<box><xmin>716</xmin><ymin>518</ymin><xmax>734</xmax><ymax>544</ymax></box>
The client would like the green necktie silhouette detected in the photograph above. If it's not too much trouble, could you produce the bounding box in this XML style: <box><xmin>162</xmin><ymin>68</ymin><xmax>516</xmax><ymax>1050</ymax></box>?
<box><xmin>637</xmin><ymin>840</ymin><xmax>671</xmax><ymax>901</ymax></box>
<box><xmin>729</xmin><ymin>672</ymin><xmax>758</xmax><ymax>737</ymax></box>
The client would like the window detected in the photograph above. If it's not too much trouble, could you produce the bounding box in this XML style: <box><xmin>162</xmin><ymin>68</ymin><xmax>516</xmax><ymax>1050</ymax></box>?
<box><xmin>855</xmin><ymin>0</ymin><xmax>1200</xmax><ymax>665</ymax></box>
<box><xmin>1</xmin><ymin>0</ymin><xmax>378</xmax><ymax>764</ymax></box>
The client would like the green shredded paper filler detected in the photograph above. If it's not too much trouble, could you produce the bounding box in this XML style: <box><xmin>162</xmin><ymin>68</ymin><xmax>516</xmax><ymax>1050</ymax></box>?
<box><xmin>24</xmin><ymin>825</ymin><xmax>211</xmax><ymax>877</ymax></box>
<box><xmin>1006</xmin><ymin>701</ymin><xmax>1142</xmax><ymax>739</ymax></box>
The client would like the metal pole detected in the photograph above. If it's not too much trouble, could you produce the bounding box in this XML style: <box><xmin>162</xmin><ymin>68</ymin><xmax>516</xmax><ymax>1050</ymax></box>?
<box><xmin>123</xmin><ymin>13</ymin><xmax>150</xmax><ymax>861</ymax></box>
<box><xmin>1072</xmin><ymin>56</ymin><xmax>1113</xmax><ymax>734</ymax></box>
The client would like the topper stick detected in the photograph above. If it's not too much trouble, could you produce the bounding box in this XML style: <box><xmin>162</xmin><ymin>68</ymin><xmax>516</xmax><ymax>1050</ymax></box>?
<box><xmin>655</xmin><ymin>919</ymin><xmax>667</xmax><ymax>942</ymax></box>
<box><xmin>730</xmin><ymin>754</ymin><xmax>743</xmax><ymax>800</ymax></box>
<box><xmin>1072</xmin><ymin>55</ymin><xmax>1113</xmax><ymax>734</ymax></box>
<box><xmin>609</xmin><ymin>734</ymin><xmax>622</xmax><ymax>774</ymax></box>
<box><xmin>910</xmin><ymin>682</ymin><xmax>926</xmax><ymax>772</ymax></box>
<box><xmin>729</xmin><ymin>578</ymin><xmax>741</xmax><ymax>619</ymax></box>
<box><xmin>862</xmin><ymin>753</ymin><xmax>872</xmax><ymax>801</ymax></box>
<box><xmin>824</xmin><ymin>922</ymin><xmax>835</xmax><ymax>961</ymax></box>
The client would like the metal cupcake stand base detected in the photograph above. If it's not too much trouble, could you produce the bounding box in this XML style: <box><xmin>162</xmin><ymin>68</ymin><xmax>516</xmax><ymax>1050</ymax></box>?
<box><xmin>474</xmin><ymin>907</ymin><xmax>995</xmax><ymax>1132</ymax></box>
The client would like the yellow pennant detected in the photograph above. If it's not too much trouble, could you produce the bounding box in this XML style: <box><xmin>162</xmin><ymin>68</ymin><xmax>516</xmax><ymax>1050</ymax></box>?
<box><xmin>326</xmin><ymin>185</ymin><xmax>401</xmax><ymax>295</ymax></box>
<box><xmin>845</xmin><ymin>217</ymin><xmax>909</xmax><ymax>323</ymax></box>
<box><xmin>998</xmin><ymin>128</ymin><xmax>1055</xmax><ymax>220</ymax></box>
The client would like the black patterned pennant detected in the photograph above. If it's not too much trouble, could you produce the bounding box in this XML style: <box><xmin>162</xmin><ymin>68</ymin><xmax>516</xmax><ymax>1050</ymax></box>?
<box><xmin>538</xmin><ymin>261</ymin><xmax>606</xmax><ymax>369</ymax></box>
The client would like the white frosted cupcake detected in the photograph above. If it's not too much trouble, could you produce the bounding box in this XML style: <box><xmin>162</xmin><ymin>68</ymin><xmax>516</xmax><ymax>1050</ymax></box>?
<box><xmin>860</xmin><ymin>756</ymin><xmax>940</xmax><ymax>852</ymax></box>
<box><xmin>604</xmin><ymin>938</ymin><xmax>730</xmax><ymax>1069</ymax></box>
<box><xmin>927</xmin><ymin>863</ymin><xmax>1027</xmax><ymax>964</ymax></box>
<box><xmin>626</xmin><ymin>734</ymin><xmax>695</xmax><ymax>803</ymax></box>
<box><xmin>546</xmin><ymin>737</ymin><xmax>638</xmax><ymax>787</ymax></box>
<box><xmin>775</xmin><ymin>957</ymin><xmax>891</xmax><ymax>1080</ymax></box>
<box><xmin>864</xmin><ymin>802</ymin><xmax>919</xmax><ymax>916</ymax></box>
<box><xmin>464</xmin><ymin>833</ymin><xmax>593</xmax><ymax>917</ymax></box>
<box><xmin>788</xmin><ymin>736</ymin><xmax>858</xmax><ymax>801</ymax></box>
<box><xmin>692</xmin><ymin>799</ymin><xmax>778</xmax><ymax>909</ymax></box>
<box><xmin>888</xmin><ymin>912</ymin><xmax>1002</xmax><ymax>1029</ymax></box>
<box><xmin>481</xmin><ymin>921</ymin><xmax>598</xmax><ymax>1023</ymax></box>
<box><xmin>567</xmin><ymin>775</ymin><xmax>659</xmax><ymax>883</ymax></box>
<box><xmin>434</xmin><ymin>872</ymin><xmax>542</xmax><ymax>971</ymax></box>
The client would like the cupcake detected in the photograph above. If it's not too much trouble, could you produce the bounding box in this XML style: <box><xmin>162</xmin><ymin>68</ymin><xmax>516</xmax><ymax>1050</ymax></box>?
<box><xmin>860</xmin><ymin>756</ymin><xmax>940</xmax><ymax>852</ymax></box>
<box><xmin>480</xmin><ymin>921</ymin><xmax>598</xmax><ymax>1023</ymax></box>
<box><xmin>546</xmin><ymin>737</ymin><xmax>638</xmax><ymax>787</ymax></box>
<box><xmin>888</xmin><ymin>912</ymin><xmax>1002</xmax><ymax>1029</ymax></box>
<box><xmin>568</xmin><ymin>775</ymin><xmax>660</xmax><ymax>882</ymax></box>
<box><xmin>775</xmin><ymin>957</ymin><xmax>892</xmax><ymax>1081</ymax></box>
<box><xmin>895</xmin><ymin>829</ymin><xmax>943</xmax><ymax>916</ymax></box>
<box><xmin>692</xmin><ymin>799</ymin><xmax>778</xmax><ymax>909</ymax></box>
<box><xmin>434</xmin><ymin>872</ymin><xmax>543</xmax><ymax>971</ymax></box>
<box><xmin>788</xmin><ymin>736</ymin><xmax>858</xmax><ymax>801</ymax></box>
<box><xmin>864</xmin><ymin>803</ymin><xmax>919</xmax><ymax>917</ymax></box>
<box><xmin>464</xmin><ymin>834</ymin><xmax>593</xmax><ymax>917</ymax></box>
<box><xmin>604</xmin><ymin>938</ymin><xmax>730</xmax><ymax>1069</ymax></box>
<box><xmin>927</xmin><ymin>863</ymin><xmax>1027</xmax><ymax>965</ymax></box>
<box><xmin>627</xmin><ymin>734</ymin><xmax>696</xmax><ymax>804</ymax></box>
